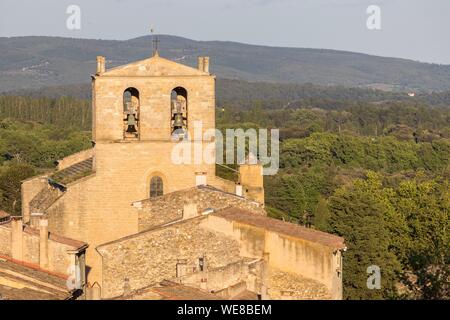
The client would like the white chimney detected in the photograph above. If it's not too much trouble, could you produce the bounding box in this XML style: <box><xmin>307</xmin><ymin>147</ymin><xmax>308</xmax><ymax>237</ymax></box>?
<box><xmin>195</xmin><ymin>172</ymin><xmax>207</xmax><ymax>186</ymax></box>
<box><xmin>236</xmin><ymin>184</ymin><xmax>243</xmax><ymax>197</ymax></box>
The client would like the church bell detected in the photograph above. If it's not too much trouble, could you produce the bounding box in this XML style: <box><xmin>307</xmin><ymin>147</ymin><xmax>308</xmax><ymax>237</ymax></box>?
<box><xmin>173</xmin><ymin>113</ymin><xmax>184</xmax><ymax>129</ymax></box>
<box><xmin>126</xmin><ymin>114</ymin><xmax>137</xmax><ymax>133</ymax></box>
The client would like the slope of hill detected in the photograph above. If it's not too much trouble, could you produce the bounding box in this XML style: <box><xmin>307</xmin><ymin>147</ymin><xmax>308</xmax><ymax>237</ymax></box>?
<box><xmin>1</xmin><ymin>35</ymin><xmax>450</xmax><ymax>92</ymax></box>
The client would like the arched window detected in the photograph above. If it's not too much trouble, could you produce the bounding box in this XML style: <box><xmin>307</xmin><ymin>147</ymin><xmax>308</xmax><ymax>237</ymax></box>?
<box><xmin>150</xmin><ymin>176</ymin><xmax>164</xmax><ymax>198</ymax></box>
<box><xmin>170</xmin><ymin>87</ymin><xmax>188</xmax><ymax>137</ymax></box>
<box><xmin>123</xmin><ymin>87</ymin><xmax>140</xmax><ymax>139</ymax></box>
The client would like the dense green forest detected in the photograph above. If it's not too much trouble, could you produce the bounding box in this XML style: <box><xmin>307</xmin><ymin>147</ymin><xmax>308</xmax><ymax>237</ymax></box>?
<box><xmin>0</xmin><ymin>91</ymin><xmax>448</xmax><ymax>299</ymax></box>
<box><xmin>0</xmin><ymin>96</ymin><xmax>91</xmax><ymax>130</ymax></box>
<box><xmin>0</xmin><ymin>119</ymin><xmax>91</xmax><ymax>214</ymax></box>
<box><xmin>217</xmin><ymin>99</ymin><xmax>449</xmax><ymax>299</ymax></box>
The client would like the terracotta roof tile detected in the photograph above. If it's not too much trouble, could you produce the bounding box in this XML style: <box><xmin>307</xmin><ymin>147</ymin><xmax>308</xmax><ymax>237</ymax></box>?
<box><xmin>0</xmin><ymin>210</ymin><xmax>10</xmax><ymax>219</ymax></box>
<box><xmin>15</xmin><ymin>225</ymin><xmax>87</xmax><ymax>250</ymax></box>
<box><xmin>214</xmin><ymin>207</ymin><xmax>346</xmax><ymax>249</ymax></box>
<box><xmin>0</xmin><ymin>257</ymin><xmax>72</xmax><ymax>300</ymax></box>
<box><xmin>0</xmin><ymin>210</ymin><xmax>11</xmax><ymax>224</ymax></box>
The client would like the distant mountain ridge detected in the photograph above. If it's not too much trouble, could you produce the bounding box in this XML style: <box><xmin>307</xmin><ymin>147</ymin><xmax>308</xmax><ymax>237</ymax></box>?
<box><xmin>1</xmin><ymin>35</ymin><xmax>450</xmax><ymax>92</ymax></box>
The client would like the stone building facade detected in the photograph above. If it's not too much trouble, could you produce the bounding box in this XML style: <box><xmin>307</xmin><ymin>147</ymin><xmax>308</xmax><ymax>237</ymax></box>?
<box><xmin>0</xmin><ymin>211</ymin><xmax>88</xmax><ymax>300</ymax></box>
<box><xmin>16</xmin><ymin>50</ymin><xmax>346</xmax><ymax>300</ymax></box>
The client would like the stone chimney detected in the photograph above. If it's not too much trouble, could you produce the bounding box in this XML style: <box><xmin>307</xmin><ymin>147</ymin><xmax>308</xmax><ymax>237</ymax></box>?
<box><xmin>176</xmin><ymin>259</ymin><xmax>188</xmax><ymax>278</ymax></box>
<box><xmin>39</xmin><ymin>217</ymin><xmax>49</xmax><ymax>269</ymax></box>
<box><xmin>235</xmin><ymin>183</ymin><xmax>243</xmax><ymax>197</ymax></box>
<box><xmin>96</xmin><ymin>56</ymin><xmax>106</xmax><ymax>74</ymax></box>
<box><xmin>238</xmin><ymin>157</ymin><xmax>265</xmax><ymax>205</ymax></box>
<box><xmin>10</xmin><ymin>217</ymin><xmax>23</xmax><ymax>261</ymax></box>
<box><xmin>123</xmin><ymin>278</ymin><xmax>131</xmax><ymax>296</ymax></box>
<box><xmin>199</xmin><ymin>255</ymin><xmax>208</xmax><ymax>272</ymax></box>
<box><xmin>203</xmin><ymin>57</ymin><xmax>210</xmax><ymax>73</ymax></box>
<box><xmin>198</xmin><ymin>57</ymin><xmax>210</xmax><ymax>73</ymax></box>
<box><xmin>198</xmin><ymin>57</ymin><xmax>204</xmax><ymax>72</ymax></box>
<box><xmin>30</xmin><ymin>212</ymin><xmax>43</xmax><ymax>228</ymax></box>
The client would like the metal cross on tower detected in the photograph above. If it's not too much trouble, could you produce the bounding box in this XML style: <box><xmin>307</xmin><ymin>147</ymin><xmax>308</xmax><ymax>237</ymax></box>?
<box><xmin>151</xmin><ymin>29</ymin><xmax>160</xmax><ymax>56</ymax></box>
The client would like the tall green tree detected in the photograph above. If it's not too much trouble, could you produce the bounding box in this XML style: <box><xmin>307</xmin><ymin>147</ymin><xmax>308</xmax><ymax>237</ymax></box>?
<box><xmin>0</xmin><ymin>162</ymin><xmax>35</xmax><ymax>215</ymax></box>
<box><xmin>391</xmin><ymin>179</ymin><xmax>450</xmax><ymax>299</ymax></box>
<box><xmin>327</xmin><ymin>172</ymin><xmax>402</xmax><ymax>299</ymax></box>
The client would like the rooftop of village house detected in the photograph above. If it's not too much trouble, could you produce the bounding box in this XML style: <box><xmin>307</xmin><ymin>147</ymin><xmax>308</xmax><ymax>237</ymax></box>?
<box><xmin>0</xmin><ymin>258</ymin><xmax>72</xmax><ymax>300</ymax></box>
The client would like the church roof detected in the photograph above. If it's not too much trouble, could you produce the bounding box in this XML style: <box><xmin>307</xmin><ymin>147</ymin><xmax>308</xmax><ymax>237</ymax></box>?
<box><xmin>101</xmin><ymin>54</ymin><xmax>210</xmax><ymax>77</ymax></box>
<box><xmin>22</xmin><ymin>225</ymin><xmax>88</xmax><ymax>251</ymax></box>
<box><xmin>49</xmin><ymin>157</ymin><xmax>94</xmax><ymax>186</ymax></box>
<box><xmin>214</xmin><ymin>207</ymin><xmax>346</xmax><ymax>250</ymax></box>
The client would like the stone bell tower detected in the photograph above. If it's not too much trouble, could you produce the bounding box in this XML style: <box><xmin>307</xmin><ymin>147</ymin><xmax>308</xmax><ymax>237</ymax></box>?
<box><xmin>92</xmin><ymin>52</ymin><xmax>216</xmax><ymax>194</ymax></box>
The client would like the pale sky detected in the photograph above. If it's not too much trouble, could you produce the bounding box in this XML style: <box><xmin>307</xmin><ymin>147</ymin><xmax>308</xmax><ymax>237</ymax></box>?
<box><xmin>1</xmin><ymin>0</ymin><xmax>449</xmax><ymax>64</ymax></box>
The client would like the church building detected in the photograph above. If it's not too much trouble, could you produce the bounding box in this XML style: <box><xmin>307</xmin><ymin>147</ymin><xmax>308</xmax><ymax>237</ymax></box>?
<box><xmin>1</xmin><ymin>48</ymin><xmax>346</xmax><ymax>300</ymax></box>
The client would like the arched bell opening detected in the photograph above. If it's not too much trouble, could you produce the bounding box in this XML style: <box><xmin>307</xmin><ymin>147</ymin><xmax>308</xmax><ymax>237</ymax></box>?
<box><xmin>170</xmin><ymin>87</ymin><xmax>188</xmax><ymax>138</ymax></box>
<box><xmin>123</xmin><ymin>87</ymin><xmax>140</xmax><ymax>140</ymax></box>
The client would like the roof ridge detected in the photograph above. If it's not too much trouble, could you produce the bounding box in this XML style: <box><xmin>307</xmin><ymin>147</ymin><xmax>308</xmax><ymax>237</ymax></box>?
<box><xmin>96</xmin><ymin>215</ymin><xmax>207</xmax><ymax>251</ymax></box>
<box><xmin>214</xmin><ymin>207</ymin><xmax>346</xmax><ymax>249</ymax></box>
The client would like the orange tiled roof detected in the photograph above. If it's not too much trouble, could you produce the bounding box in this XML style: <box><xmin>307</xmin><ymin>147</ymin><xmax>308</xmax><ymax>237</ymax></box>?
<box><xmin>215</xmin><ymin>207</ymin><xmax>346</xmax><ymax>249</ymax></box>
<box><xmin>22</xmin><ymin>225</ymin><xmax>87</xmax><ymax>250</ymax></box>
<box><xmin>0</xmin><ymin>257</ymin><xmax>72</xmax><ymax>300</ymax></box>
<box><xmin>0</xmin><ymin>210</ymin><xmax>10</xmax><ymax>220</ymax></box>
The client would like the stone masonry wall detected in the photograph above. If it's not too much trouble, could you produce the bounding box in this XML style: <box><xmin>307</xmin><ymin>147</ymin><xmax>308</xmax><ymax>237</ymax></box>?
<box><xmin>209</xmin><ymin>176</ymin><xmax>236</xmax><ymax>194</ymax></box>
<box><xmin>97</xmin><ymin>216</ymin><xmax>242</xmax><ymax>299</ymax></box>
<box><xmin>0</xmin><ymin>223</ymin><xmax>77</xmax><ymax>276</ymax></box>
<box><xmin>0</xmin><ymin>225</ymin><xmax>11</xmax><ymax>256</ymax></box>
<box><xmin>57</xmin><ymin>149</ymin><xmax>94</xmax><ymax>171</ymax></box>
<box><xmin>21</xmin><ymin>175</ymin><xmax>48</xmax><ymax>223</ymax></box>
<box><xmin>179</xmin><ymin>259</ymin><xmax>251</xmax><ymax>293</ymax></box>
